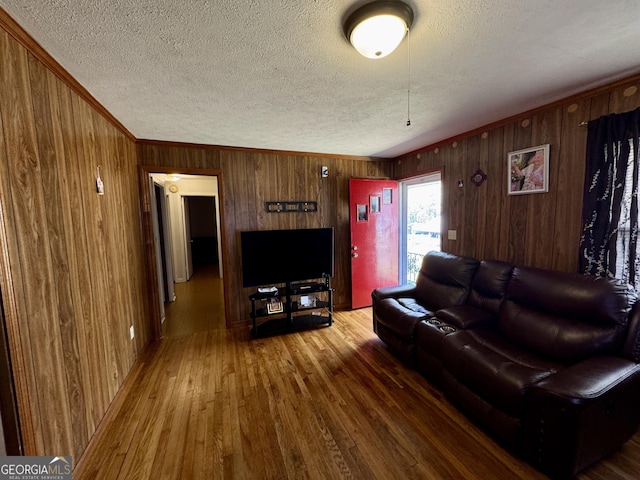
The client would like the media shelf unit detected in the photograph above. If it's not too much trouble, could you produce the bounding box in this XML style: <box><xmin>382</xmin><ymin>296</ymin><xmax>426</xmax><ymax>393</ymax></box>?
<box><xmin>249</xmin><ymin>277</ymin><xmax>333</xmax><ymax>338</ymax></box>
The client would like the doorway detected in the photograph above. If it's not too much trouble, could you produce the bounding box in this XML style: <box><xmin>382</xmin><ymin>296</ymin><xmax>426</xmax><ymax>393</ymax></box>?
<box><xmin>400</xmin><ymin>171</ymin><xmax>442</xmax><ymax>283</ymax></box>
<box><xmin>349</xmin><ymin>178</ymin><xmax>399</xmax><ymax>308</ymax></box>
<box><xmin>185</xmin><ymin>196</ymin><xmax>218</xmax><ymax>272</ymax></box>
<box><xmin>161</xmin><ymin>194</ymin><xmax>224</xmax><ymax>338</ymax></box>
<box><xmin>142</xmin><ymin>167</ymin><xmax>228</xmax><ymax>339</ymax></box>
<box><xmin>0</xmin><ymin>293</ymin><xmax>22</xmax><ymax>455</ymax></box>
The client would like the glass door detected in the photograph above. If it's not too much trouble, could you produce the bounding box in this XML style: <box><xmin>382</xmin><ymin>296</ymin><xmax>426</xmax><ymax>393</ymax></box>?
<box><xmin>400</xmin><ymin>171</ymin><xmax>442</xmax><ymax>284</ymax></box>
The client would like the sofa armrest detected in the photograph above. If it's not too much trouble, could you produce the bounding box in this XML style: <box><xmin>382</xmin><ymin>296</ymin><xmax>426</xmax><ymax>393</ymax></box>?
<box><xmin>372</xmin><ymin>284</ymin><xmax>417</xmax><ymax>302</ymax></box>
<box><xmin>523</xmin><ymin>357</ymin><xmax>640</xmax><ymax>477</ymax></box>
<box><xmin>532</xmin><ymin>356</ymin><xmax>640</xmax><ymax>399</ymax></box>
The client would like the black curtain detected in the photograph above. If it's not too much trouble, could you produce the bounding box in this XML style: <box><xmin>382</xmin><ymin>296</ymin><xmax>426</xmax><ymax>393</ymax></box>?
<box><xmin>578</xmin><ymin>107</ymin><xmax>640</xmax><ymax>284</ymax></box>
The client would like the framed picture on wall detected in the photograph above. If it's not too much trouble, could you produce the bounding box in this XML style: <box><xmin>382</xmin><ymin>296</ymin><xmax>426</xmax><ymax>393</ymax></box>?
<box><xmin>383</xmin><ymin>188</ymin><xmax>392</xmax><ymax>204</ymax></box>
<box><xmin>508</xmin><ymin>144</ymin><xmax>550</xmax><ymax>195</ymax></box>
<box><xmin>357</xmin><ymin>204</ymin><xmax>368</xmax><ymax>222</ymax></box>
<box><xmin>370</xmin><ymin>195</ymin><xmax>381</xmax><ymax>213</ymax></box>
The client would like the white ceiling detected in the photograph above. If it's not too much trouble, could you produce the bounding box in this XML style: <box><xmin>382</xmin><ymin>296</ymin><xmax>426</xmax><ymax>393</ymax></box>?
<box><xmin>2</xmin><ymin>1</ymin><xmax>640</xmax><ymax>158</ymax></box>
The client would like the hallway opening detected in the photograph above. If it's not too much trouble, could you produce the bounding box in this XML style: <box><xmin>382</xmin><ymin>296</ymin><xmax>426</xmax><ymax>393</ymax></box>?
<box><xmin>141</xmin><ymin>166</ymin><xmax>229</xmax><ymax>340</ymax></box>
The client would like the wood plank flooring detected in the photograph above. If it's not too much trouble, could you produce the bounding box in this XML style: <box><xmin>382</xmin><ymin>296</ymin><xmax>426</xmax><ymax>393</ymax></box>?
<box><xmin>74</xmin><ymin>278</ymin><xmax>640</xmax><ymax>479</ymax></box>
<box><xmin>162</xmin><ymin>265</ymin><xmax>225</xmax><ymax>338</ymax></box>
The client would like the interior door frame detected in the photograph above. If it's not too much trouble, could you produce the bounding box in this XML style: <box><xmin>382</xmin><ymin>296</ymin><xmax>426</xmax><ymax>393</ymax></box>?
<box><xmin>152</xmin><ymin>181</ymin><xmax>175</xmax><ymax>303</ymax></box>
<box><xmin>182</xmin><ymin>196</ymin><xmax>193</xmax><ymax>281</ymax></box>
<box><xmin>0</xmin><ymin>296</ymin><xmax>22</xmax><ymax>454</ymax></box>
<box><xmin>139</xmin><ymin>166</ymin><xmax>231</xmax><ymax>339</ymax></box>
<box><xmin>0</xmin><ymin>194</ymin><xmax>34</xmax><ymax>453</ymax></box>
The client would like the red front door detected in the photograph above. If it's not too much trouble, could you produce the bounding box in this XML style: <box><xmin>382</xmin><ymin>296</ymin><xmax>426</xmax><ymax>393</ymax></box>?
<box><xmin>349</xmin><ymin>179</ymin><xmax>399</xmax><ymax>309</ymax></box>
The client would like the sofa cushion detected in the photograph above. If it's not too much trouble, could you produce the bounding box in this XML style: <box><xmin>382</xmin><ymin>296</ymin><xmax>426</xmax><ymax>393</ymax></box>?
<box><xmin>396</xmin><ymin>298</ymin><xmax>432</xmax><ymax>315</ymax></box>
<box><xmin>414</xmin><ymin>251</ymin><xmax>480</xmax><ymax>310</ymax></box>
<box><xmin>374</xmin><ymin>297</ymin><xmax>432</xmax><ymax>341</ymax></box>
<box><xmin>440</xmin><ymin>327</ymin><xmax>562</xmax><ymax>417</ymax></box>
<box><xmin>467</xmin><ymin>260</ymin><xmax>513</xmax><ymax>314</ymax></box>
<box><xmin>499</xmin><ymin>267</ymin><xmax>635</xmax><ymax>363</ymax></box>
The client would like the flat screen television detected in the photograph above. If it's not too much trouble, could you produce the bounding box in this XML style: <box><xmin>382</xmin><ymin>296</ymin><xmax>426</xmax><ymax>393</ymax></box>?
<box><xmin>240</xmin><ymin>228</ymin><xmax>334</xmax><ymax>287</ymax></box>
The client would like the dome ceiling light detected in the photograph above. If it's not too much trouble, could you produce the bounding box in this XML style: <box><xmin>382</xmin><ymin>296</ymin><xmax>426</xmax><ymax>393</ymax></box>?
<box><xmin>344</xmin><ymin>1</ymin><xmax>414</xmax><ymax>59</ymax></box>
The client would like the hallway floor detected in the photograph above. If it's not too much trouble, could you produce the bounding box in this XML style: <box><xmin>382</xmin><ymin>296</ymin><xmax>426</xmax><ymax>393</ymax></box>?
<box><xmin>162</xmin><ymin>264</ymin><xmax>225</xmax><ymax>338</ymax></box>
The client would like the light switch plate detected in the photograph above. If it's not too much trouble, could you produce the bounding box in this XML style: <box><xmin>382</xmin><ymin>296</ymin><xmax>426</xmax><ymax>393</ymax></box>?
<box><xmin>448</xmin><ymin>230</ymin><xmax>457</xmax><ymax>240</ymax></box>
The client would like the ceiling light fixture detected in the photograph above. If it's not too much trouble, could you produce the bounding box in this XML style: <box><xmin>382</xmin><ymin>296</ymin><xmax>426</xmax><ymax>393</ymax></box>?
<box><xmin>344</xmin><ymin>1</ymin><xmax>414</xmax><ymax>59</ymax></box>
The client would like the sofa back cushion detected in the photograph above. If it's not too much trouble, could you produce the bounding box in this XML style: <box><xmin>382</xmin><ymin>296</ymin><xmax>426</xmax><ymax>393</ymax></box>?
<box><xmin>467</xmin><ymin>260</ymin><xmax>513</xmax><ymax>314</ymax></box>
<box><xmin>414</xmin><ymin>251</ymin><xmax>479</xmax><ymax>310</ymax></box>
<box><xmin>499</xmin><ymin>266</ymin><xmax>636</xmax><ymax>363</ymax></box>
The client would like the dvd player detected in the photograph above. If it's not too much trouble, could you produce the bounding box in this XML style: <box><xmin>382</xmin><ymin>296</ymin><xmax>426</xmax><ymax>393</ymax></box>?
<box><xmin>290</xmin><ymin>281</ymin><xmax>324</xmax><ymax>293</ymax></box>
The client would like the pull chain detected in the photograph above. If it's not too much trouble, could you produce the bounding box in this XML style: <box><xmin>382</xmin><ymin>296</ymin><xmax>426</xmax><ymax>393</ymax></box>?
<box><xmin>406</xmin><ymin>28</ymin><xmax>411</xmax><ymax>127</ymax></box>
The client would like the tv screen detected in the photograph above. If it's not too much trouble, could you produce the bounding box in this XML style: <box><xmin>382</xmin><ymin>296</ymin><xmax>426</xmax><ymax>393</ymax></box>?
<box><xmin>240</xmin><ymin>228</ymin><xmax>334</xmax><ymax>287</ymax></box>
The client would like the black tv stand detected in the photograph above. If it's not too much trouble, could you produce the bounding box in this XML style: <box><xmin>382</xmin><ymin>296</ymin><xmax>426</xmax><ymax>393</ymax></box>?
<box><xmin>249</xmin><ymin>276</ymin><xmax>333</xmax><ymax>338</ymax></box>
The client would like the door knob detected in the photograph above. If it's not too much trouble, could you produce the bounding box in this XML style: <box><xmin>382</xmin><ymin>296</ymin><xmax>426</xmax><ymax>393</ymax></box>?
<box><xmin>352</xmin><ymin>252</ymin><xmax>359</xmax><ymax>258</ymax></box>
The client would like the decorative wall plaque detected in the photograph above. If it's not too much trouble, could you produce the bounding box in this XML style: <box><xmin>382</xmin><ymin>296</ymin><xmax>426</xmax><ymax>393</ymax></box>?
<box><xmin>265</xmin><ymin>201</ymin><xmax>318</xmax><ymax>213</ymax></box>
<box><xmin>471</xmin><ymin>169</ymin><xmax>487</xmax><ymax>186</ymax></box>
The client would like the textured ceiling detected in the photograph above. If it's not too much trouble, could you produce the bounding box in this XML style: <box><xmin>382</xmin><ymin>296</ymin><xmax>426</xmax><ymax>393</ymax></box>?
<box><xmin>2</xmin><ymin>0</ymin><xmax>640</xmax><ymax>158</ymax></box>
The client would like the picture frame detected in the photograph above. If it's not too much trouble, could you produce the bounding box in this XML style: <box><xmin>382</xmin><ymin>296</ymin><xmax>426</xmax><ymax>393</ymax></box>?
<box><xmin>266</xmin><ymin>297</ymin><xmax>283</xmax><ymax>314</ymax></box>
<box><xmin>357</xmin><ymin>204</ymin><xmax>368</xmax><ymax>222</ymax></box>
<box><xmin>383</xmin><ymin>187</ymin><xmax>392</xmax><ymax>205</ymax></box>
<box><xmin>370</xmin><ymin>195</ymin><xmax>380</xmax><ymax>213</ymax></box>
<box><xmin>507</xmin><ymin>144</ymin><xmax>550</xmax><ymax>195</ymax></box>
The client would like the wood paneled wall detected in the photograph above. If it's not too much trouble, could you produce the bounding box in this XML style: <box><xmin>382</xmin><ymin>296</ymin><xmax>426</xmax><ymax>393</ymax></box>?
<box><xmin>0</xmin><ymin>28</ymin><xmax>149</xmax><ymax>460</ymax></box>
<box><xmin>394</xmin><ymin>78</ymin><xmax>640</xmax><ymax>272</ymax></box>
<box><xmin>137</xmin><ymin>143</ymin><xmax>393</xmax><ymax>325</ymax></box>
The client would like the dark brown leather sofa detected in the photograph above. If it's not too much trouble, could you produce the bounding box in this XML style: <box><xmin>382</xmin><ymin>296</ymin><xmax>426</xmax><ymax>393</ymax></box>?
<box><xmin>372</xmin><ymin>251</ymin><xmax>640</xmax><ymax>478</ymax></box>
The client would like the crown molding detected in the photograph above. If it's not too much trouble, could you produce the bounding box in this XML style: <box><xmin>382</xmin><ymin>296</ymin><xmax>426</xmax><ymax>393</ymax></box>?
<box><xmin>136</xmin><ymin>139</ymin><xmax>381</xmax><ymax>162</ymax></box>
<box><xmin>397</xmin><ymin>70</ymin><xmax>640</xmax><ymax>160</ymax></box>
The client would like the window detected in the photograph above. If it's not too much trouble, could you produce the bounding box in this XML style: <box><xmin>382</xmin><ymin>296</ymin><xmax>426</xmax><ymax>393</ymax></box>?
<box><xmin>579</xmin><ymin>107</ymin><xmax>640</xmax><ymax>287</ymax></box>
<box><xmin>613</xmin><ymin>141</ymin><xmax>639</xmax><ymax>285</ymax></box>
<box><xmin>400</xmin><ymin>171</ymin><xmax>442</xmax><ymax>283</ymax></box>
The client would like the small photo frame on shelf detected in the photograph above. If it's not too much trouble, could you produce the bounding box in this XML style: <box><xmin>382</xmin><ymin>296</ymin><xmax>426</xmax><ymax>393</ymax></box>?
<box><xmin>508</xmin><ymin>144</ymin><xmax>549</xmax><ymax>195</ymax></box>
<box><xmin>299</xmin><ymin>295</ymin><xmax>316</xmax><ymax>307</ymax></box>
<box><xmin>266</xmin><ymin>297</ymin><xmax>283</xmax><ymax>314</ymax></box>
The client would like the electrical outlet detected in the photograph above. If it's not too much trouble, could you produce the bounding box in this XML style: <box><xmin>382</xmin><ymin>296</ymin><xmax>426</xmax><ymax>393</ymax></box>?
<box><xmin>321</xmin><ymin>166</ymin><xmax>329</xmax><ymax>178</ymax></box>
<box><xmin>130</xmin><ymin>325</ymin><xmax>135</xmax><ymax>339</ymax></box>
<box><xmin>448</xmin><ymin>230</ymin><xmax>457</xmax><ymax>240</ymax></box>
